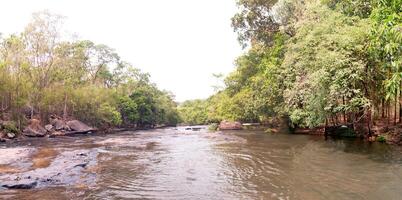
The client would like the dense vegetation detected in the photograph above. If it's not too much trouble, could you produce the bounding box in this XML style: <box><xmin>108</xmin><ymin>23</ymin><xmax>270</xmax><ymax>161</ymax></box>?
<box><xmin>0</xmin><ymin>12</ymin><xmax>179</xmax><ymax>130</ymax></box>
<box><xmin>179</xmin><ymin>0</ymin><xmax>401</xmax><ymax>137</ymax></box>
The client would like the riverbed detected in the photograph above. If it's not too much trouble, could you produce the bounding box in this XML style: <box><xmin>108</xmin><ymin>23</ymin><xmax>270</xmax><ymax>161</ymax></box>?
<box><xmin>1</xmin><ymin>127</ymin><xmax>402</xmax><ymax>200</ymax></box>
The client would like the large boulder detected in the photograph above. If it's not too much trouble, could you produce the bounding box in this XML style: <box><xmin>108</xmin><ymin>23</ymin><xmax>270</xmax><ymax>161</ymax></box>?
<box><xmin>23</xmin><ymin>119</ymin><xmax>46</xmax><ymax>137</ymax></box>
<box><xmin>219</xmin><ymin>120</ymin><xmax>242</xmax><ymax>130</ymax></box>
<box><xmin>49</xmin><ymin>118</ymin><xmax>69</xmax><ymax>131</ymax></box>
<box><xmin>66</xmin><ymin>120</ymin><xmax>94</xmax><ymax>133</ymax></box>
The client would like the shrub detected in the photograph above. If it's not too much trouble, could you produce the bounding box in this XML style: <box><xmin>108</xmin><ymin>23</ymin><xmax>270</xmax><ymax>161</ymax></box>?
<box><xmin>208</xmin><ymin>123</ymin><xmax>219</xmax><ymax>131</ymax></box>
<box><xmin>377</xmin><ymin>135</ymin><xmax>386</xmax><ymax>143</ymax></box>
<box><xmin>1</xmin><ymin>121</ymin><xmax>19</xmax><ymax>134</ymax></box>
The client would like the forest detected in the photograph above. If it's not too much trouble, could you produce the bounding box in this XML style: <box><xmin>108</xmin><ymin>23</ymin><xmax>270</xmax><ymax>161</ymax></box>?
<box><xmin>179</xmin><ymin>0</ymin><xmax>401</xmax><ymax>140</ymax></box>
<box><xmin>0</xmin><ymin>0</ymin><xmax>401</xmax><ymax>141</ymax></box>
<box><xmin>0</xmin><ymin>11</ymin><xmax>180</xmax><ymax>133</ymax></box>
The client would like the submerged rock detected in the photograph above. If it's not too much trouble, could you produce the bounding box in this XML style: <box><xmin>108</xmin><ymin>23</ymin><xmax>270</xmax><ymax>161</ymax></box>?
<box><xmin>0</xmin><ymin>149</ymin><xmax>98</xmax><ymax>189</ymax></box>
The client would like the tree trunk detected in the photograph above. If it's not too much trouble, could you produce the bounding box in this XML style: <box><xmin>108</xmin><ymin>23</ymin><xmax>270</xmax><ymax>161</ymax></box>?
<box><xmin>400</xmin><ymin>81</ymin><xmax>402</xmax><ymax>123</ymax></box>
<box><xmin>394</xmin><ymin>92</ymin><xmax>397</xmax><ymax>125</ymax></box>
<box><xmin>343</xmin><ymin>97</ymin><xmax>346</xmax><ymax>123</ymax></box>
<box><xmin>386</xmin><ymin>101</ymin><xmax>390</xmax><ymax>129</ymax></box>
<box><xmin>63</xmin><ymin>93</ymin><xmax>68</xmax><ymax>120</ymax></box>
<box><xmin>367</xmin><ymin>107</ymin><xmax>372</xmax><ymax>136</ymax></box>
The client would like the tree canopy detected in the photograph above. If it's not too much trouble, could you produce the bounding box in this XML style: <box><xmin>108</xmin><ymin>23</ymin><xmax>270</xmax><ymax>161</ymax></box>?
<box><xmin>0</xmin><ymin>11</ymin><xmax>180</xmax><ymax>129</ymax></box>
<box><xmin>179</xmin><ymin>0</ymin><xmax>402</xmax><ymax>137</ymax></box>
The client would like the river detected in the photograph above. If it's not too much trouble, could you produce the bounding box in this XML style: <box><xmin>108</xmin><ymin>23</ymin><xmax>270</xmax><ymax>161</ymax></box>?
<box><xmin>1</xmin><ymin>127</ymin><xmax>402</xmax><ymax>200</ymax></box>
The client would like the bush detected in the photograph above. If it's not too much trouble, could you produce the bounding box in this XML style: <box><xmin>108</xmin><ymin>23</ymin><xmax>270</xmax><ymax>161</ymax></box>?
<box><xmin>1</xmin><ymin>121</ymin><xmax>19</xmax><ymax>134</ymax></box>
<box><xmin>98</xmin><ymin>103</ymin><xmax>122</xmax><ymax>126</ymax></box>
<box><xmin>377</xmin><ymin>135</ymin><xmax>386</xmax><ymax>143</ymax></box>
<box><xmin>208</xmin><ymin>123</ymin><xmax>219</xmax><ymax>131</ymax></box>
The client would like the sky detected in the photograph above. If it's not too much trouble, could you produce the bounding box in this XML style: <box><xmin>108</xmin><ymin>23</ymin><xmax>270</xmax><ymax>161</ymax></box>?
<box><xmin>0</xmin><ymin>0</ymin><xmax>244</xmax><ymax>102</ymax></box>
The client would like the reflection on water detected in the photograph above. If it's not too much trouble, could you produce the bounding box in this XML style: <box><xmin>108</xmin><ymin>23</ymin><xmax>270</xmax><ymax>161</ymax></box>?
<box><xmin>1</xmin><ymin>128</ymin><xmax>402</xmax><ymax>200</ymax></box>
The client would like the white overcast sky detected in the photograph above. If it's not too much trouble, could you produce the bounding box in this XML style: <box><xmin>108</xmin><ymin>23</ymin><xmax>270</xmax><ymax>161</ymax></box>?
<box><xmin>0</xmin><ymin>0</ymin><xmax>243</xmax><ymax>102</ymax></box>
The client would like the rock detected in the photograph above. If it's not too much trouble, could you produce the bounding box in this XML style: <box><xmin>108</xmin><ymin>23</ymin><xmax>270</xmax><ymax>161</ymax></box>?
<box><xmin>50</xmin><ymin>119</ymin><xmax>69</xmax><ymax>131</ymax></box>
<box><xmin>0</xmin><ymin>132</ymin><xmax>6</xmax><ymax>142</ymax></box>
<box><xmin>0</xmin><ymin>149</ymin><xmax>98</xmax><ymax>189</ymax></box>
<box><xmin>2</xmin><ymin>181</ymin><xmax>37</xmax><ymax>189</ymax></box>
<box><xmin>44</xmin><ymin>124</ymin><xmax>54</xmax><ymax>132</ymax></box>
<box><xmin>0</xmin><ymin>131</ymin><xmax>6</xmax><ymax>138</ymax></box>
<box><xmin>23</xmin><ymin>119</ymin><xmax>46</xmax><ymax>137</ymax></box>
<box><xmin>50</xmin><ymin>131</ymin><xmax>66</xmax><ymax>136</ymax></box>
<box><xmin>66</xmin><ymin>120</ymin><xmax>94</xmax><ymax>133</ymax></box>
<box><xmin>218</xmin><ymin>120</ymin><xmax>242</xmax><ymax>130</ymax></box>
<box><xmin>6</xmin><ymin>132</ymin><xmax>16</xmax><ymax>138</ymax></box>
<box><xmin>367</xmin><ymin>136</ymin><xmax>377</xmax><ymax>142</ymax></box>
<box><xmin>74</xmin><ymin>163</ymin><xmax>87</xmax><ymax>168</ymax></box>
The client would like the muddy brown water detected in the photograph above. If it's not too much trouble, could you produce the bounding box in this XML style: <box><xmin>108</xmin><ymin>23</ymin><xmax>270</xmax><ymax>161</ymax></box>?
<box><xmin>1</xmin><ymin>127</ymin><xmax>402</xmax><ymax>200</ymax></box>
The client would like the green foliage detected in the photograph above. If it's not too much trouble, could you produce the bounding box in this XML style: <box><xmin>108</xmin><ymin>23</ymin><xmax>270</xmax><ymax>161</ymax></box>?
<box><xmin>182</xmin><ymin>0</ymin><xmax>401</xmax><ymax>138</ymax></box>
<box><xmin>208</xmin><ymin>123</ymin><xmax>219</xmax><ymax>131</ymax></box>
<box><xmin>369</xmin><ymin>0</ymin><xmax>402</xmax><ymax>101</ymax></box>
<box><xmin>98</xmin><ymin>103</ymin><xmax>122</xmax><ymax>126</ymax></box>
<box><xmin>232</xmin><ymin>0</ymin><xmax>280</xmax><ymax>46</ymax></box>
<box><xmin>1</xmin><ymin>121</ymin><xmax>19</xmax><ymax>134</ymax></box>
<box><xmin>178</xmin><ymin>99</ymin><xmax>209</xmax><ymax>125</ymax></box>
<box><xmin>377</xmin><ymin>135</ymin><xmax>386</xmax><ymax>142</ymax></box>
<box><xmin>281</xmin><ymin>1</ymin><xmax>371</xmax><ymax>127</ymax></box>
<box><xmin>118</xmin><ymin>95</ymin><xmax>139</xmax><ymax>124</ymax></box>
<box><xmin>0</xmin><ymin>11</ymin><xmax>179</xmax><ymax>129</ymax></box>
<box><xmin>324</xmin><ymin>0</ymin><xmax>373</xmax><ymax>17</ymax></box>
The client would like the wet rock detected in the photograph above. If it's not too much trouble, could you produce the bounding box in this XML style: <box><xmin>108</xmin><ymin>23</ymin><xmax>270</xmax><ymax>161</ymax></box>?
<box><xmin>50</xmin><ymin>131</ymin><xmax>66</xmax><ymax>137</ymax></box>
<box><xmin>0</xmin><ymin>149</ymin><xmax>98</xmax><ymax>189</ymax></box>
<box><xmin>45</xmin><ymin>124</ymin><xmax>54</xmax><ymax>132</ymax></box>
<box><xmin>23</xmin><ymin>119</ymin><xmax>46</xmax><ymax>137</ymax></box>
<box><xmin>0</xmin><ymin>147</ymin><xmax>34</xmax><ymax>165</ymax></box>
<box><xmin>219</xmin><ymin>120</ymin><xmax>242</xmax><ymax>130</ymax></box>
<box><xmin>67</xmin><ymin>120</ymin><xmax>94</xmax><ymax>133</ymax></box>
<box><xmin>2</xmin><ymin>181</ymin><xmax>37</xmax><ymax>189</ymax></box>
<box><xmin>74</xmin><ymin>163</ymin><xmax>87</xmax><ymax>168</ymax></box>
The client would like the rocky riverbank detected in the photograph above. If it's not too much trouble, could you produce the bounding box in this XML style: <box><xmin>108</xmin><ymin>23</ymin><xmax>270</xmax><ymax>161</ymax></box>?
<box><xmin>0</xmin><ymin>116</ymin><xmax>97</xmax><ymax>142</ymax></box>
<box><xmin>0</xmin><ymin>146</ymin><xmax>98</xmax><ymax>189</ymax></box>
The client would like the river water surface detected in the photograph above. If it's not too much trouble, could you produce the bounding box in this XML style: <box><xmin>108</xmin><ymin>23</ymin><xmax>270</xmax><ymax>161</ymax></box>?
<box><xmin>1</xmin><ymin>127</ymin><xmax>402</xmax><ymax>200</ymax></box>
